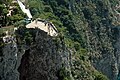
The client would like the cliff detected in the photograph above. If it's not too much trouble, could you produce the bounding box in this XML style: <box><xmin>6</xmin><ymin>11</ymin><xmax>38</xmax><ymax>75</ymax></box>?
<box><xmin>0</xmin><ymin>27</ymin><xmax>72</xmax><ymax>80</ymax></box>
<box><xmin>0</xmin><ymin>0</ymin><xmax>120</xmax><ymax>80</ymax></box>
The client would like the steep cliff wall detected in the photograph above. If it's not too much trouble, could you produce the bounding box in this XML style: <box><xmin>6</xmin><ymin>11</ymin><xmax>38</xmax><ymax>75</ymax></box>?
<box><xmin>0</xmin><ymin>35</ymin><xmax>25</xmax><ymax>80</ymax></box>
<box><xmin>17</xmin><ymin>28</ymin><xmax>69</xmax><ymax>80</ymax></box>
<box><xmin>0</xmin><ymin>28</ymin><xmax>72</xmax><ymax>80</ymax></box>
<box><xmin>0</xmin><ymin>0</ymin><xmax>120</xmax><ymax>80</ymax></box>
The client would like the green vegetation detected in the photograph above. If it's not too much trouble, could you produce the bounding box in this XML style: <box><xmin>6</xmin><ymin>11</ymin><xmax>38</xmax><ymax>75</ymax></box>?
<box><xmin>0</xmin><ymin>0</ymin><xmax>119</xmax><ymax>80</ymax></box>
<box><xmin>16</xmin><ymin>0</ymin><xmax>118</xmax><ymax>79</ymax></box>
<box><xmin>94</xmin><ymin>71</ymin><xmax>109</xmax><ymax>80</ymax></box>
<box><xmin>0</xmin><ymin>26</ymin><xmax>14</xmax><ymax>34</ymax></box>
<box><xmin>58</xmin><ymin>67</ymin><xmax>72</xmax><ymax>80</ymax></box>
<box><xmin>0</xmin><ymin>1</ymin><xmax>9</xmax><ymax>26</ymax></box>
<box><xmin>0</xmin><ymin>0</ymin><xmax>24</xmax><ymax>27</ymax></box>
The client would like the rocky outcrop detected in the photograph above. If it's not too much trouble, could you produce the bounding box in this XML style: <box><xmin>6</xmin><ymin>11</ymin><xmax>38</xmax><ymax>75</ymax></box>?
<box><xmin>17</xmin><ymin>29</ymin><xmax>67</xmax><ymax>80</ymax></box>
<box><xmin>0</xmin><ymin>38</ymin><xmax>25</xmax><ymax>80</ymax></box>
<box><xmin>0</xmin><ymin>28</ymin><xmax>71</xmax><ymax>80</ymax></box>
<box><xmin>0</xmin><ymin>0</ymin><xmax>120</xmax><ymax>80</ymax></box>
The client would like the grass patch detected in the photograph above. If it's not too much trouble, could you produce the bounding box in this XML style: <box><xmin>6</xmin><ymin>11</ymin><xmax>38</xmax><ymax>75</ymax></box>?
<box><xmin>0</xmin><ymin>26</ymin><xmax>14</xmax><ymax>35</ymax></box>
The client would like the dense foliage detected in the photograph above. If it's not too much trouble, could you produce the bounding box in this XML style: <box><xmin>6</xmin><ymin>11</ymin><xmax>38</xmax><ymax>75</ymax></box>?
<box><xmin>0</xmin><ymin>0</ymin><xmax>120</xmax><ymax>80</ymax></box>
<box><xmin>0</xmin><ymin>0</ymin><xmax>24</xmax><ymax>27</ymax></box>
<box><xmin>27</xmin><ymin>0</ymin><xmax>120</xmax><ymax>79</ymax></box>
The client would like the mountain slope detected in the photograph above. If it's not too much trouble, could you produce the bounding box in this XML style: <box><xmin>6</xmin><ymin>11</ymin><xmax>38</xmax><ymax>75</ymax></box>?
<box><xmin>0</xmin><ymin>0</ymin><xmax>120</xmax><ymax>80</ymax></box>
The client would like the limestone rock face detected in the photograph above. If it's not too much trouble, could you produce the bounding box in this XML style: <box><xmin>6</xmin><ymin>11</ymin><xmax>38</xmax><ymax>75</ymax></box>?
<box><xmin>0</xmin><ymin>40</ymin><xmax>25</xmax><ymax>80</ymax></box>
<box><xmin>0</xmin><ymin>0</ymin><xmax>120</xmax><ymax>80</ymax></box>
<box><xmin>18</xmin><ymin>30</ymin><xmax>66</xmax><ymax>80</ymax></box>
<box><xmin>0</xmin><ymin>29</ymin><xmax>70</xmax><ymax>80</ymax></box>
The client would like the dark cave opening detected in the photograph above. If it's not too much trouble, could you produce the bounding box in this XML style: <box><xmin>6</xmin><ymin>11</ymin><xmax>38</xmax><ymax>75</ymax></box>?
<box><xmin>18</xmin><ymin>49</ymin><xmax>30</xmax><ymax>80</ymax></box>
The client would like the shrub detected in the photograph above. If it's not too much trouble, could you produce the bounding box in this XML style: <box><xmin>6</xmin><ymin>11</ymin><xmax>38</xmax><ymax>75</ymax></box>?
<box><xmin>74</xmin><ymin>41</ymin><xmax>80</xmax><ymax>51</ymax></box>
<box><xmin>59</xmin><ymin>67</ymin><xmax>72</xmax><ymax>80</ymax></box>
<box><xmin>94</xmin><ymin>71</ymin><xmax>109</xmax><ymax>80</ymax></box>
